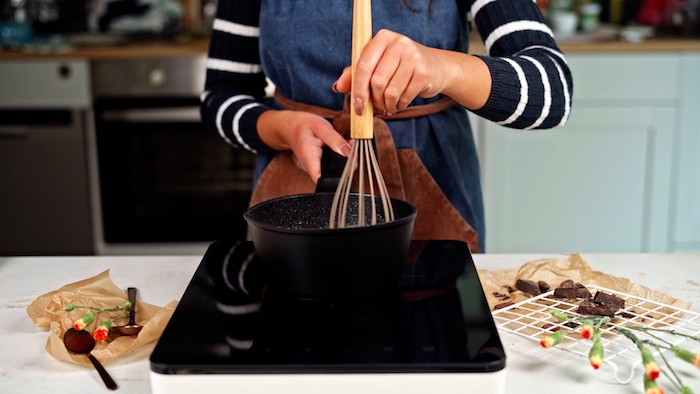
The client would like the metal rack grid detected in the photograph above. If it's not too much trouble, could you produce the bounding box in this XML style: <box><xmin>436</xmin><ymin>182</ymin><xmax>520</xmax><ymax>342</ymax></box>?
<box><xmin>492</xmin><ymin>285</ymin><xmax>700</xmax><ymax>383</ymax></box>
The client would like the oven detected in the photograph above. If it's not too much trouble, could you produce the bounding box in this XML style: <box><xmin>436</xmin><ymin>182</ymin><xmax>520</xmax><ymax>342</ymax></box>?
<box><xmin>90</xmin><ymin>57</ymin><xmax>256</xmax><ymax>255</ymax></box>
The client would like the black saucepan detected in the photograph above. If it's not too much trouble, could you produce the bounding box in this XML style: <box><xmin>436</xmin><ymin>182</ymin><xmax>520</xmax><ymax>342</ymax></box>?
<box><xmin>243</xmin><ymin>192</ymin><xmax>417</xmax><ymax>301</ymax></box>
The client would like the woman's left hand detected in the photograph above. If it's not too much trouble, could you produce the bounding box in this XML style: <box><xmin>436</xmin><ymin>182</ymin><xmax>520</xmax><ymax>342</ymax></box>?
<box><xmin>332</xmin><ymin>29</ymin><xmax>491</xmax><ymax>115</ymax></box>
<box><xmin>333</xmin><ymin>29</ymin><xmax>446</xmax><ymax>117</ymax></box>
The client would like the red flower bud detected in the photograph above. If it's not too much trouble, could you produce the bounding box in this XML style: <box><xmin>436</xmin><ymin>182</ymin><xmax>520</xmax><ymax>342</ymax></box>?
<box><xmin>540</xmin><ymin>332</ymin><xmax>564</xmax><ymax>348</ymax></box>
<box><xmin>641</xmin><ymin>348</ymin><xmax>661</xmax><ymax>380</ymax></box>
<box><xmin>580</xmin><ymin>321</ymin><xmax>594</xmax><ymax>340</ymax></box>
<box><xmin>93</xmin><ymin>321</ymin><xmax>112</xmax><ymax>342</ymax></box>
<box><xmin>73</xmin><ymin>312</ymin><xmax>97</xmax><ymax>331</ymax></box>
<box><xmin>643</xmin><ymin>373</ymin><xmax>665</xmax><ymax>394</ymax></box>
<box><xmin>673</xmin><ymin>346</ymin><xmax>700</xmax><ymax>370</ymax></box>
<box><xmin>589</xmin><ymin>340</ymin><xmax>604</xmax><ymax>370</ymax></box>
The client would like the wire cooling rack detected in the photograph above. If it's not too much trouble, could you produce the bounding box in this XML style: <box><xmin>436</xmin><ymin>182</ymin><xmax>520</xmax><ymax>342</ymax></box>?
<box><xmin>492</xmin><ymin>285</ymin><xmax>700</xmax><ymax>384</ymax></box>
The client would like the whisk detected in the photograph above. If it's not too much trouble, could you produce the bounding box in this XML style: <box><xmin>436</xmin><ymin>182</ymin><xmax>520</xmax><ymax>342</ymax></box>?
<box><xmin>329</xmin><ymin>0</ymin><xmax>394</xmax><ymax>229</ymax></box>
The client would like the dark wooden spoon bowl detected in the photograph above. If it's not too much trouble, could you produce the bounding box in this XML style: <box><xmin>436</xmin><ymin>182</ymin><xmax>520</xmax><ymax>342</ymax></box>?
<box><xmin>63</xmin><ymin>328</ymin><xmax>118</xmax><ymax>390</ymax></box>
<box><xmin>113</xmin><ymin>287</ymin><xmax>143</xmax><ymax>336</ymax></box>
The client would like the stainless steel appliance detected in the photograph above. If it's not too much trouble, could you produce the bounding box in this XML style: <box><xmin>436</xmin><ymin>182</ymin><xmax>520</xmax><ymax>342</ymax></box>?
<box><xmin>0</xmin><ymin>59</ymin><xmax>93</xmax><ymax>255</ymax></box>
<box><xmin>90</xmin><ymin>57</ymin><xmax>256</xmax><ymax>255</ymax></box>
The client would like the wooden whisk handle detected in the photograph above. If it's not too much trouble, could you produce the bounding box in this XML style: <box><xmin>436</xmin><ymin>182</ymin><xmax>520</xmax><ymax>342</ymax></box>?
<box><xmin>351</xmin><ymin>0</ymin><xmax>373</xmax><ymax>140</ymax></box>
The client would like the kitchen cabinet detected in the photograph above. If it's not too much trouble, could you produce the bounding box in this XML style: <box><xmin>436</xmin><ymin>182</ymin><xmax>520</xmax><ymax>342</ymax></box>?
<box><xmin>475</xmin><ymin>53</ymin><xmax>690</xmax><ymax>253</ymax></box>
<box><xmin>670</xmin><ymin>53</ymin><xmax>700</xmax><ymax>252</ymax></box>
<box><xmin>0</xmin><ymin>60</ymin><xmax>94</xmax><ymax>255</ymax></box>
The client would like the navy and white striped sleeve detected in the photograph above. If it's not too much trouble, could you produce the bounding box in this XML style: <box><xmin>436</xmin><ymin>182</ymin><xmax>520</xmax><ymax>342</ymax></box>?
<box><xmin>200</xmin><ymin>0</ymin><xmax>275</xmax><ymax>154</ymax></box>
<box><xmin>469</xmin><ymin>0</ymin><xmax>573</xmax><ymax>129</ymax></box>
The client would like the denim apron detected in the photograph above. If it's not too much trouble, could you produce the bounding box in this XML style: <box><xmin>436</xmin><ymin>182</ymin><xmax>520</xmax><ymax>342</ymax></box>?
<box><xmin>254</xmin><ymin>0</ymin><xmax>484</xmax><ymax>252</ymax></box>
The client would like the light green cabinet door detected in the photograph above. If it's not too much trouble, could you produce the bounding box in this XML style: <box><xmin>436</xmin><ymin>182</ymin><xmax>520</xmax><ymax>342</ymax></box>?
<box><xmin>479</xmin><ymin>106</ymin><xmax>675</xmax><ymax>253</ymax></box>
<box><xmin>670</xmin><ymin>54</ymin><xmax>700</xmax><ymax>252</ymax></box>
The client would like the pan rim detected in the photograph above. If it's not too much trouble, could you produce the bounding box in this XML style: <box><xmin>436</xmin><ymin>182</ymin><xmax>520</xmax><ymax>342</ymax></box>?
<box><xmin>243</xmin><ymin>192</ymin><xmax>417</xmax><ymax>235</ymax></box>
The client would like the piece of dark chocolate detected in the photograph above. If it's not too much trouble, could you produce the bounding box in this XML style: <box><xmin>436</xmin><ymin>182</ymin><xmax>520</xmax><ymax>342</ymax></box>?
<box><xmin>538</xmin><ymin>280</ymin><xmax>551</xmax><ymax>293</ymax></box>
<box><xmin>577</xmin><ymin>300</ymin><xmax>616</xmax><ymax>317</ymax></box>
<box><xmin>560</xmin><ymin>279</ymin><xmax>576</xmax><ymax>288</ymax></box>
<box><xmin>617</xmin><ymin>311</ymin><xmax>636</xmax><ymax>319</ymax></box>
<box><xmin>593</xmin><ymin>291</ymin><xmax>625</xmax><ymax>310</ymax></box>
<box><xmin>494</xmin><ymin>301</ymin><xmax>515</xmax><ymax>310</ymax></box>
<box><xmin>515</xmin><ymin>279</ymin><xmax>541</xmax><ymax>296</ymax></box>
<box><xmin>552</xmin><ymin>285</ymin><xmax>592</xmax><ymax>299</ymax></box>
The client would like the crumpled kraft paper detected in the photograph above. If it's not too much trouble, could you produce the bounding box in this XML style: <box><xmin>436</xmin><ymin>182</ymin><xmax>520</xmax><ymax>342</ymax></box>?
<box><xmin>477</xmin><ymin>254</ymin><xmax>692</xmax><ymax>312</ymax></box>
<box><xmin>26</xmin><ymin>270</ymin><xmax>178</xmax><ymax>366</ymax></box>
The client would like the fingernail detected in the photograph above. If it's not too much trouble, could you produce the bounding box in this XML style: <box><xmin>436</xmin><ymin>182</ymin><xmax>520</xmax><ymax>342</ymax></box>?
<box><xmin>385</xmin><ymin>111</ymin><xmax>393</xmax><ymax>117</ymax></box>
<box><xmin>354</xmin><ymin>98</ymin><xmax>364</xmax><ymax>115</ymax></box>
<box><xmin>332</xmin><ymin>81</ymin><xmax>339</xmax><ymax>92</ymax></box>
<box><xmin>340</xmin><ymin>143</ymin><xmax>352</xmax><ymax>157</ymax></box>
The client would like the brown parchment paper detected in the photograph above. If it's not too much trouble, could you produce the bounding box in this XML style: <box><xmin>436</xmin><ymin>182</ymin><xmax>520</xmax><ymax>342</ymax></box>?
<box><xmin>26</xmin><ymin>270</ymin><xmax>178</xmax><ymax>366</ymax></box>
<box><xmin>477</xmin><ymin>254</ymin><xmax>692</xmax><ymax>312</ymax></box>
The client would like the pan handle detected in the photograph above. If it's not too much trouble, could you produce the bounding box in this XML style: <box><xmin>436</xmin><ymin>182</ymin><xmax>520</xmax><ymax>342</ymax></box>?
<box><xmin>315</xmin><ymin>146</ymin><xmax>346</xmax><ymax>193</ymax></box>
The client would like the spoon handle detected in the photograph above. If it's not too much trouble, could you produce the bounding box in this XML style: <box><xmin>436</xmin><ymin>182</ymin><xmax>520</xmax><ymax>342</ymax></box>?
<box><xmin>86</xmin><ymin>353</ymin><xmax>118</xmax><ymax>390</ymax></box>
<box><xmin>127</xmin><ymin>287</ymin><xmax>137</xmax><ymax>325</ymax></box>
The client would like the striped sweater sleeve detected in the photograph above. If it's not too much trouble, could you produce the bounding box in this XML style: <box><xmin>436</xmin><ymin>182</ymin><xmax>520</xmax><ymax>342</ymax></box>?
<box><xmin>200</xmin><ymin>0</ymin><xmax>274</xmax><ymax>154</ymax></box>
<box><xmin>470</xmin><ymin>0</ymin><xmax>573</xmax><ymax>129</ymax></box>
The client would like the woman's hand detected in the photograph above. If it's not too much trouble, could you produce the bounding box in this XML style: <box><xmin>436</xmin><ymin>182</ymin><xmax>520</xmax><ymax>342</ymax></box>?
<box><xmin>333</xmin><ymin>29</ymin><xmax>492</xmax><ymax>115</ymax></box>
<box><xmin>257</xmin><ymin>110</ymin><xmax>351</xmax><ymax>183</ymax></box>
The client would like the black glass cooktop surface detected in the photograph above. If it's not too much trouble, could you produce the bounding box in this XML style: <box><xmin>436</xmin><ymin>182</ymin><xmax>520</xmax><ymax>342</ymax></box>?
<box><xmin>150</xmin><ymin>240</ymin><xmax>505</xmax><ymax>374</ymax></box>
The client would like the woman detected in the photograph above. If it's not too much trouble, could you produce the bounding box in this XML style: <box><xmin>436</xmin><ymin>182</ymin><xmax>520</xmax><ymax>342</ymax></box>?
<box><xmin>200</xmin><ymin>0</ymin><xmax>573</xmax><ymax>253</ymax></box>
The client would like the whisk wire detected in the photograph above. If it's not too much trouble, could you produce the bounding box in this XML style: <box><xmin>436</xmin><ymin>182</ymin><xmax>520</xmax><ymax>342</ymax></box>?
<box><xmin>329</xmin><ymin>139</ymin><xmax>394</xmax><ymax>229</ymax></box>
<box><xmin>367</xmin><ymin>140</ymin><xmax>394</xmax><ymax>222</ymax></box>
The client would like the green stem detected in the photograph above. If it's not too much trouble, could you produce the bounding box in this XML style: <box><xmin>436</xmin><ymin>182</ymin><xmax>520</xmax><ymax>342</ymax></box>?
<box><xmin>71</xmin><ymin>305</ymin><xmax>126</xmax><ymax>313</ymax></box>
<box><xmin>615</xmin><ymin>326</ymin><xmax>645</xmax><ymax>349</ymax></box>
<box><xmin>623</xmin><ymin>325</ymin><xmax>700</xmax><ymax>342</ymax></box>
<box><xmin>647</xmin><ymin>342</ymin><xmax>685</xmax><ymax>391</ymax></box>
<box><xmin>105</xmin><ymin>312</ymin><xmax>129</xmax><ymax>324</ymax></box>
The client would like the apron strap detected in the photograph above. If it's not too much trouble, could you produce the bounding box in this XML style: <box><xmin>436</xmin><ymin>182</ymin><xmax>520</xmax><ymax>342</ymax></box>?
<box><xmin>273</xmin><ymin>91</ymin><xmax>457</xmax><ymax>137</ymax></box>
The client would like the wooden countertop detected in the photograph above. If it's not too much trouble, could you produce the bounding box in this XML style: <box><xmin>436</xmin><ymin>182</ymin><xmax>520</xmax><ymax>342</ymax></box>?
<box><xmin>2</xmin><ymin>34</ymin><xmax>700</xmax><ymax>61</ymax></box>
<box><xmin>0</xmin><ymin>37</ymin><xmax>210</xmax><ymax>60</ymax></box>
<box><xmin>469</xmin><ymin>36</ymin><xmax>700</xmax><ymax>55</ymax></box>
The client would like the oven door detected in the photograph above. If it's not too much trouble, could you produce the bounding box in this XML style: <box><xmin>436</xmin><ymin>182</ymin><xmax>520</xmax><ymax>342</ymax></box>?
<box><xmin>94</xmin><ymin>98</ymin><xmax>255</xmax><ymax>247</ymax></box>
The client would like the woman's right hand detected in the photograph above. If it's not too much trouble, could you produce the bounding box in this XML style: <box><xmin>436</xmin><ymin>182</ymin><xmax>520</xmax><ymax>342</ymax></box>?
<box><xmin>257</xmin><ymin>110</ymin><xmax>351</xmax><ymax>183</ymax></box>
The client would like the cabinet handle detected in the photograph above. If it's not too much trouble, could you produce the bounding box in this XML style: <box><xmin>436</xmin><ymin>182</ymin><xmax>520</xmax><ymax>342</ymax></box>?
<box><xmin>0</xmin><ymin>127</ymin><xmax>29</xmax><ymax>139</ymax></box>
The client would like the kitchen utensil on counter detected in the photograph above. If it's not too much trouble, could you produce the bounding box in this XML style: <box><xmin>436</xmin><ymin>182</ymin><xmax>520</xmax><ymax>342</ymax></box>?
<box><xmin>112</xmin><ymin>287</ymin><xmax>143</xmax><ymax>336</ymax></box>
<box><xmin>330</xmin><ymin>0</ymin><xmax>394</xmax><ymax>229</ymax></box>
<box><xmin>243</xmin><ymin>192</ymin><xmax>416</xmax><ymax>301</ymax></box>
<box><xmin>63</xmin><ymin>328</ymin><xmax>118</xmax><ymax>390</ymax></box>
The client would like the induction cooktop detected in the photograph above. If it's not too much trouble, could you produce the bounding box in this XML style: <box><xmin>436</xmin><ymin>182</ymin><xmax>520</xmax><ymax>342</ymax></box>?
<box><xmin>150</xmin><ymin>240</ymin><xmax>506</xmax><ymax>394</ymax></box>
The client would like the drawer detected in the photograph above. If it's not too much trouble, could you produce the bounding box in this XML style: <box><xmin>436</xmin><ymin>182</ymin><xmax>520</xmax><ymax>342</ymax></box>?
<box><xmin>0</xmin><ymin>59</ymin><xmax>91</xmax><ymax>108</ymax></box>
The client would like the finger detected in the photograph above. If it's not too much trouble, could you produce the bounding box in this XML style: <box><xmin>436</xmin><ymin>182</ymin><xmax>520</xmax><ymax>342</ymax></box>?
<box><xmin>294</xmin><ymin>141</ymin><xmax>323</xmax><ymax>183</ymax></box>
<box><xmin>394</xmin><ymin>71</ymin><xmax>426</xmax><ymax>112</ymax></box>
<box><xmin>370</xmin><ymin>50</ymin><xmax>402</xmax><ymax>115</ymax></box>
<box><xmin>314</xmin><ymin>122</ymin><xmax>352</xmax><ymax>157</ymax></box>
<box><xmin>333</xmin><ymin>66</ymin><xmax>352</xmax><ymax>93</ymax></box>
<box><xmin>351</xmin><ymin>33</ymin><xmax>389</xmax><ymax>115</ymax></box>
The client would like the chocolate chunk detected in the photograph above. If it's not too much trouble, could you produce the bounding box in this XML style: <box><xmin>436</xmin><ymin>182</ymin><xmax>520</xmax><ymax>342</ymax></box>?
<box><xmin>515</xmin><ymin>279</ymin><xmax>541</xmax><ymax>296</ymax></box>
<box><xmin>593</xmin><ymin>291</ymin><xmax>625</xmax><ymax>310</ymax></box>
<box><xmin>552</xmin><ymin>286</ymin><xmax>592</xmax><ymax>299</ymax></box>
<box><xmin>541</xmin><ymin>323</ymin><xmax>560</xmax><ymax>332</ymax></box>
<box><xmin>618</xmin><ymin>310</ymin><xmax>636</xmax><ymax>319</ymax></box>
<box><xmin>577</xmin><ymin>300</ymin><xmax>616</xmax><ymax>317</ymax></box>
<box><xmin>504</xmin><ymin>285</ymin><xmax>516</xmax><ymax>293</ymax></box>
<box><xmin>560</xmin><ymin>279</ymin><xmax>576</xmax><ymax>288</ymax></box>
<box><xmin>494</xmin><ymin>301</ymin><xmax>515</xmax><ymax>310</ymax></box>
<box><xmin>538</xmin><ymin>280</ymin><xmax>551</xmax><ymax>293</ymax></box>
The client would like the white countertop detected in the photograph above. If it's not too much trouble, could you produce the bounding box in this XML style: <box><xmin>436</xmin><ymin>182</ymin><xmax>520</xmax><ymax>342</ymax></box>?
<box><xmin>1</xmin><ymin>252</ymin><xmax>699</xmax><ymax>393</ymax></box>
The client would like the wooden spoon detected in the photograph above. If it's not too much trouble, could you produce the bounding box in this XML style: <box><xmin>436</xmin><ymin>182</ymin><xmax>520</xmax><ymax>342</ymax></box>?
<box><xmin>63</xmin><ymin>328</ymin><xmax>118</xmax><ymax>390</ymax></box>
<box><xmin>112</xmin><ymin>287</ymin><xmax>143</xmax><ymax>336</ymax></box>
